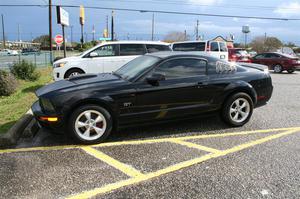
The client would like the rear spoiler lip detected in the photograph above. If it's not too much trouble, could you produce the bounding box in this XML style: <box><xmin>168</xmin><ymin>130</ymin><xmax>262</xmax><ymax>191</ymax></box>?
<box><xmin>237</xmin><ymin>62</ymin><xmax>268</xmax><ymax>71</ymax></box>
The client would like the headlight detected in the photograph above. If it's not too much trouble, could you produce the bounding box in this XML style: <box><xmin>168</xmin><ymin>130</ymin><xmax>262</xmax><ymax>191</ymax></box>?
<box><xmin>53</xmin><ymin>61</ymin><xmax>67</xmax><ymax>68</ymax></box>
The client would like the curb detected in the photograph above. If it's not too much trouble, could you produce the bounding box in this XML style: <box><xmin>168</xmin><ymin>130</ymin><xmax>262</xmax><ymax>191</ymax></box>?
<box><xmin>0</xmin><ymin>109</ymin><xmax>36</xmax><ymax>147</ymax></box>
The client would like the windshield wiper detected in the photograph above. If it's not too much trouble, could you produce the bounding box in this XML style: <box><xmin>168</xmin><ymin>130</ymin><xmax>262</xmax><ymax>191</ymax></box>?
<box><xmin>113</xmin><ymin>72</ymin><xmax>123</xmax><ymax>79</ymax></box>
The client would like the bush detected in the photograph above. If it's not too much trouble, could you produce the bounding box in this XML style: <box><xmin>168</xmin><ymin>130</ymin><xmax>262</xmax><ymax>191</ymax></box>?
<box><xmin>10</xmin><ymin>60</ymin><xmax>40</xmax><ymax>81</ymax></box>
<box><xmin>0</xmin><ymin>70</ymin><xmax>18</xmax><ymax>96</ymax></box>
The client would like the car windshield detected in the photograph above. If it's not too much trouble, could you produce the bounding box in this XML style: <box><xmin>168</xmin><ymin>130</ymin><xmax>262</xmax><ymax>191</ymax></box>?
<box><xmin>237</xmin><ymin>50</ymin><xmax>249</xmax><ymax>56</ymax></box>
<box><xmin>114</xmin><ymin>55</ymin><xmax>160</xmax><ymax>81</ymax></box>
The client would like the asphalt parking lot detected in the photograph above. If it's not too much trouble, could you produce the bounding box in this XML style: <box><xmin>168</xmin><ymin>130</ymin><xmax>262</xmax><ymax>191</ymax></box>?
<box><xmin>1</xmin><ymin>71</ymin><xmax>300</xmax><ymax>199</ymax></box>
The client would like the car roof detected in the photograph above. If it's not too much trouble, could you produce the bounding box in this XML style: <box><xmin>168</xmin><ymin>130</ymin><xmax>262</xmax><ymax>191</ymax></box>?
<box><xmin>172</xmin><ymin>40</ymin><xmax>208</xmax><ymax>44</ymax></box>
<box><xmin>146</xmin><ymin>51</ymin><xmax>220</xmax><ymax>60</ymax></box>
<box><xmin>98</xmin><ymin>40</ymin><xmax>170</xmax><ymax>46</ymax></box>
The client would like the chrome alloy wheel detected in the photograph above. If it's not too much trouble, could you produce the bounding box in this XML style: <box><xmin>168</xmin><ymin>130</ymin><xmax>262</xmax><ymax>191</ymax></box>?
<box><xmin>69</xmin><ymin>72</ymin><xmax>80</xmax><ymax>77</ymax></box>
<box><xmin>229</xmin><ymin>98</ymin><xmax>250</xmax><ymax>123</ymax></box>
<box><xmin>75</xmin><ymin>110</ymin><xmax>107</xmax><ymax>141</ymax></box>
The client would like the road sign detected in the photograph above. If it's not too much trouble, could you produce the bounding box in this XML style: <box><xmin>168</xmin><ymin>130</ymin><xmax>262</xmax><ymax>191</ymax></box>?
<box><xmin>54</xmin><ymin>34</ymin><xmax>64</xmax><ymax>45</ymax></box>
<box><xmin>56</xmin><ymin>6</ymin><xmax>69</xmax><ymax>26</ymax></box>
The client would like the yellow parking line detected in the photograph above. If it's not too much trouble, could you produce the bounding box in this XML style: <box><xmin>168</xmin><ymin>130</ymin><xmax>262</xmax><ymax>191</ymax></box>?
<box><xmin>169</xmin><ymin>139</ymin><xmax>221</xmax><ymax>154</ymax></box>
<box><xmin>67</xmin><ymin>129</ymin><xmax>299</xmax><ymax>199</ymax></box>
<box><xmin>0</xmin><ymin>126</ymin><xmax>299</xmax><ymax>154</ymax></box>
<box><xmin>81</xmin><ymin>147</ymin><xmax>144</xmax><ymax>178</ymax></box>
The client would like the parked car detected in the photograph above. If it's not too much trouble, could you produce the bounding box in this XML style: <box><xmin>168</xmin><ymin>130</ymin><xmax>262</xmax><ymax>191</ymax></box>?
<box><xmin>228</xmin><ymin>48</ymin><xmax>251</xmax><ymax>63</ymax></box>
<box><xmin>171</xmin><ymin>40</ymin><xmax>228</xmax><ymax>61</ymax></box>
<box><xmin>32</xmin><ymin>52</ymin><xmax>273</xmax><ymax>144</ymax></box>
<box><xmin>21</xmin><ymin>48</ymin><xmax>40</xmax><ymax>55</ymax></box>
<box><xmin>251</xmin><ymin>52</ymin><xmax>300</xmax><ymax>73</ymax></box>
<box><xmin>52</xmin><ymin>41</ymin><xmax>172</xmax><ymax>81</ymax></box>
<box><xmin>0</xmin><ymin>49</ymin><xmax>18</xmax><ymax>56</ymax></box>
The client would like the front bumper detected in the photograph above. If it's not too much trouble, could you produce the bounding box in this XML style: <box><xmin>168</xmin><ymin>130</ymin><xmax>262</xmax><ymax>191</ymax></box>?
<box><xmin>31</xmin><ymin>101</ymin><xmax>63</xmax><ymax>129</ymax></box>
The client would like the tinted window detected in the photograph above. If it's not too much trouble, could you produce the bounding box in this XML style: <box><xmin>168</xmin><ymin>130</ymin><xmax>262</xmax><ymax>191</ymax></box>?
<box><xmin>210</xmin><ymin>42</ymin><xmax>219</xmax><ymax>52</ymax></box>
<box><xmin>115</xmin><ymin>55</ymin><xmax>160</xmax><ymax>81</ymax></box>
<box><xmin>219</xmin><ymin>42</ymin><xmax>228</xmax><ymax>52</ymax></box>
<box><xmin>153</xmin><ymin>58</ymin><xmax>207</xmax><ymax>79</ymax></box>
<box><xmin>146</xmin><ymin>44</ymin><xmax>171</xmax><ymax>53</ymax></box>
<box><xmin>172</xmin><ymin>42</ymin><xmax>206</xmax><ymax>51</ymax></box>
<box><xmin>254</xmin><ymin>54</ymin><xmax>266</xmax><ymax>59</ymax></box>
<box><xmin>89</xmin><ymin>45</ymin><xmax>116</xmax><ymax>57</ymax></box>
<box><xmin>266</xmin><ymin>53</ymin><xmax>281</xmax><ymax>58</ymax></box>
<box><xmin>120</xmin><ymin>44</ymin><xmax>145</xmax><ymax>56</ymax></box>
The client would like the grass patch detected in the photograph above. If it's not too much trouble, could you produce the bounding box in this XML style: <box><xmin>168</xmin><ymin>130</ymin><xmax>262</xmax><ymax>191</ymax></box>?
<box><xmin>0</xmin><ymin>67</ymin><xmax>52</xmax><ymax>134</ymax></box>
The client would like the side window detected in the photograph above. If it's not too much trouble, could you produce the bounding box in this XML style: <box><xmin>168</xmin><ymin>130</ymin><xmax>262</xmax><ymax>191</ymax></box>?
<box><xmin>88</xmin><ymin>45</ymin><xmax>116</xmax><ymax>57</ymax></box>
<box><xmin>120</xmin><ymin>44</ymin><xmax>145</xmax><ymax>56</ymax></box>
<box><xmin>254</xmin><ymin>54</ymin><xmax>266</xmax><ymax>59</ymax></box>
<box><xmin>210</xmin><ymin>42</ymin><xmax>219</xmax><ymax>52</ymax></box>
<box><xmin>266</xmin><ymin>53</ymin><xmax>280</xmax><ymax>58</ymax></box>
<box><xmin>146</xmin><ymin>44</ymin><xmax>171</xmax><ymax>53</ymax></box>
<box><xmin>153</xmin><ymin>58</ymin><xmax>207</xmax><ymax>79</ymax></box>
<box><xmin>219</xmin><ymin>42</ymin><xmax>228</xmax><ymax>52</ymax></box>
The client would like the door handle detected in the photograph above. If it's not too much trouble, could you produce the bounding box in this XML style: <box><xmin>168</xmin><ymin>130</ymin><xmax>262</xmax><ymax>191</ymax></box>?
<box><xmin>196</xmin><ymin>82</ymin><xmax>208</xmax><ymax>88</ymax></box>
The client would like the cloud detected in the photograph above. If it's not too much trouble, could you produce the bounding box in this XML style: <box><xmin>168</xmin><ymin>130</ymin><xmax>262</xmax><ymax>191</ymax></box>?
<box><xmin>187</xmin><ymin>0</ymin><xmax>223</xmax><ymax>6</ymax></box>
<box><xmin>274</xmin><ymin>2</ymin><xmax>300</xmax><ymax>17</ymax></box>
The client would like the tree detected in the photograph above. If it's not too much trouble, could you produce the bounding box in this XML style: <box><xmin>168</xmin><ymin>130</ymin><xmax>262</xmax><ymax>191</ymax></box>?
<box><xmin>250</xmin><ymin>36</ymin><xmax>282</xmax><ymax>53</ymax></box>
<box><xmin>33</xmin><ymin>35</ymin><xmax>50</xmax><ymax>48</ymax></box>
<box><xmin>163</xmin><ymin>31</ymin><xmax>190</xmax><ymax>43</ymax></box>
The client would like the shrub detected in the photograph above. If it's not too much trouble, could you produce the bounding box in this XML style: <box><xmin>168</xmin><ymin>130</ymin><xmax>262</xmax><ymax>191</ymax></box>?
<box><xmin>10</xmin><ymin>60</ymin><xmax>40</xmax><ymax>81</ymax></box>
<box><xmin>0</xmin><ymin>70</ymin><xmax>18</xmax><ymax>96</ymax></box>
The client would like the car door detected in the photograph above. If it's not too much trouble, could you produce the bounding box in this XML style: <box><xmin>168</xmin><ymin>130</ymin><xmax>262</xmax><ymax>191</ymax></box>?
<box><xmin>83</xmin><ymin>44</ymin><xmax>118</xmax><ymax>73</ymax></box>
<box><xmin>125</xmin><ymin>57</ymin><xmax>212</xmax><ymax>123</ymax></box>
<box><xmin>252</xmin><ymin>53</ymin><xmax>267</xmax><ymax>66</ymax></box>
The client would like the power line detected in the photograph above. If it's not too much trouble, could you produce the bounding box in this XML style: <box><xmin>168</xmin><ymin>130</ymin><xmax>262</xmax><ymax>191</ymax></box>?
<box><xmin>95</xmin><ymin>0</ymin><xmax>300</xmax><ymax>11</ymax></box>
<box><xmin>1</xmin><ymin>4</ymin><xmax>299</xmax><ymax>21</ymax></box>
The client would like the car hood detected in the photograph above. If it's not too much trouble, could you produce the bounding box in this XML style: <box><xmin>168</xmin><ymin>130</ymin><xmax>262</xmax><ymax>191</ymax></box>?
<box><xmin>53</xmin><ymin>55</ymin><xmax>81</xmax><ymax>64</ymax></box>
<box><xmin>36</xmin><ymin>73</ymin><xmax>124</xmax><ymax>97</ymax></box>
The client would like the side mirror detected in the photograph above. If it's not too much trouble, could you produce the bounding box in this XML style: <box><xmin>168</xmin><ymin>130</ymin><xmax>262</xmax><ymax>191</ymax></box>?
<box><xmin>89</xmin><ymin>52</ymin><xmax>98</xmax><ymax>57</ymax></box>
<box><xmin>146</xmin><ymin>73</ymin><xmax>165</xmax><ymax>86</ymax></box>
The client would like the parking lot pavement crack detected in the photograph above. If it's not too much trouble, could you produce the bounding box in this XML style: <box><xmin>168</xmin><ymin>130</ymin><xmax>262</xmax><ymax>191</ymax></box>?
<box><xmin>81</xmin><ymin>146</ymin><xmax>144</xmax><ymax>178</ymax></box>
<box><xmin>168</xmin><ymin>139</ymin><xmax>222</xmax><ymax>154</ymax></box>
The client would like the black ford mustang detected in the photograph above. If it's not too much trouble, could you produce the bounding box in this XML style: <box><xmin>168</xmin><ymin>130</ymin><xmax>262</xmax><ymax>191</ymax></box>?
<box><xmin>32</xmin><ymin>52</ymin><xmax>273</xmax><ymax>144</ymax></box>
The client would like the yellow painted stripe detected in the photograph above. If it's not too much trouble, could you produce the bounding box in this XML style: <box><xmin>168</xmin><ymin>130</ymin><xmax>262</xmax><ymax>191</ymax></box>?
<box><xmin>81</xmin><ymin>147</ymin><xmax>143</xmax><ymax>178</ymax></box>
<box><xmin>66</xmin><ymin>129</ymin><xmax>299</xmax><ymax>199</ymax></box>
<box><xmin>169</xmin><ymin>139</ymin><xmax>221</xmax><ymax>154</ymax></box>
<box><xmin>1</xmin><ymin>126</ymin><xmax>300</xmax><ymax>154</ymax></box>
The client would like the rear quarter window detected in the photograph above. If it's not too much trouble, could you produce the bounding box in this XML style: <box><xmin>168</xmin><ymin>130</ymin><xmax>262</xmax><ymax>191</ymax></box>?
<box><xmin>146</xmin><ymin>44</ymin><xmax>171</xmax><ymax>53</ymax></box>
<box><xmin>172</xmin><ymin>42</ymin><xmax>206</xmax><ymax>51</ymax></box>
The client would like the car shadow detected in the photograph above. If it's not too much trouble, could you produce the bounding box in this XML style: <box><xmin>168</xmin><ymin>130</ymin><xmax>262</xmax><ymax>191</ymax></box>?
<box><xmin>15</xmin><ymin>115</ymin><xmax>236</xmax><ymax>148</ymax></box>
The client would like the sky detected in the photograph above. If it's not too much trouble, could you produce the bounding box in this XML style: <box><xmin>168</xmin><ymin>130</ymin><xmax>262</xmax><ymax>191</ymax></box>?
<box><xmin>1</xmin><ymin>0</ymin><xmax>300</xmax><ymax>44</ymax></box>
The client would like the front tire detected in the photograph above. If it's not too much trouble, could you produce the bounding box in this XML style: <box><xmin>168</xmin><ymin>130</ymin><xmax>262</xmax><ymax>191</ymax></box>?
<box><xmin>222</xmin><ymin>93</ymin><xmax>253</xmax><ymax>127</ymax></box>
<box><xmin>64</xmin><ymin>68</ymin><xmax>84</xmax><ymax>79</ymax></box>
<box><xmin>273</xmin><ymin>64</ymin><xmax>283</xmax><ymax>73</ymax></box>
<box><xmin>68</xmin><ymin>105</ymin><xmax>113</xmax><ymax>144</ymax></box>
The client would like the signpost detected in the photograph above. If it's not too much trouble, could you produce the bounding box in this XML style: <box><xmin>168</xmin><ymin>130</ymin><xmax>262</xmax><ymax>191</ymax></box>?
<box><xmin>56</xmin><ymin>6</ymin><xmax>69</xmax><ymax>58</ymax></box>
<box><xmin>54</xmin><ymin>34</ymin><xmax>63</xmax><ymax>56</ymax></box>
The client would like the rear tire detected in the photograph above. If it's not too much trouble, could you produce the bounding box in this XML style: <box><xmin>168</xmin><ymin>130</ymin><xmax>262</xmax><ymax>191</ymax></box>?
<box><xmin>68</xmin><ymin>105</ymin><xmax>113</xmax><ymax>144</ymax></box>
<box><xmin>273</xmin><ymin>64</ymin><xmax>283</xmax><ymax>73</ymax></box>
<box><xmin>287</xmin><ymin>69</ymin><xmax>295</xmax><ymax>74</ymax></box>
<box><xmin>64</xmin><ymin>68</ymin><xmax>84</xmax><ymax>79</ymax></box>
<box><xmin>222</xmin><ymin>93</ymin><xmax>253</xmax><ymax>127</ymax></box>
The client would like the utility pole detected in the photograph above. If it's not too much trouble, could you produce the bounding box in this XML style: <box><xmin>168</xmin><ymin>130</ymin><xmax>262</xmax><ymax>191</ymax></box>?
<box><xmin>106</xmin><ymin>15</ymin><xmax>109</xmax><ymax>37</ymax></box>
<box><xmin>49</xmin><ymin>0</ymin><xmax>53</xmax><ymax>63</ymax></box>
<box><xmin>92</xmin><ymin>25</ymin><xmax>95</xmax><ymax>41</ymax></box>
<box><xmin>196</xmin><ymin>20</ymin><xmax>199</xmax><ymax>40</ymax></box>
<box><xmin>17</xmin><ymin>24</ymin><xmax>21</xmax><ymax>41</ymax></box>
<box><xmin>151</xmin><ymin>12</ymin><xmax>154</xmax><ymax>41</ymax></box>
<box><xmin>70</xmin><ymin>25</ymin><xmax>73</xmax><ymax>45</ymax></box>
<box><xmin>111</xmin><ymin>10</ymin><xmax>114</xmax><ymax>41</ymax></box>
<box><xmin>1</xmin><ymin>14</ymin><xmax>5</xmax><ymax>49</ymax></box>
